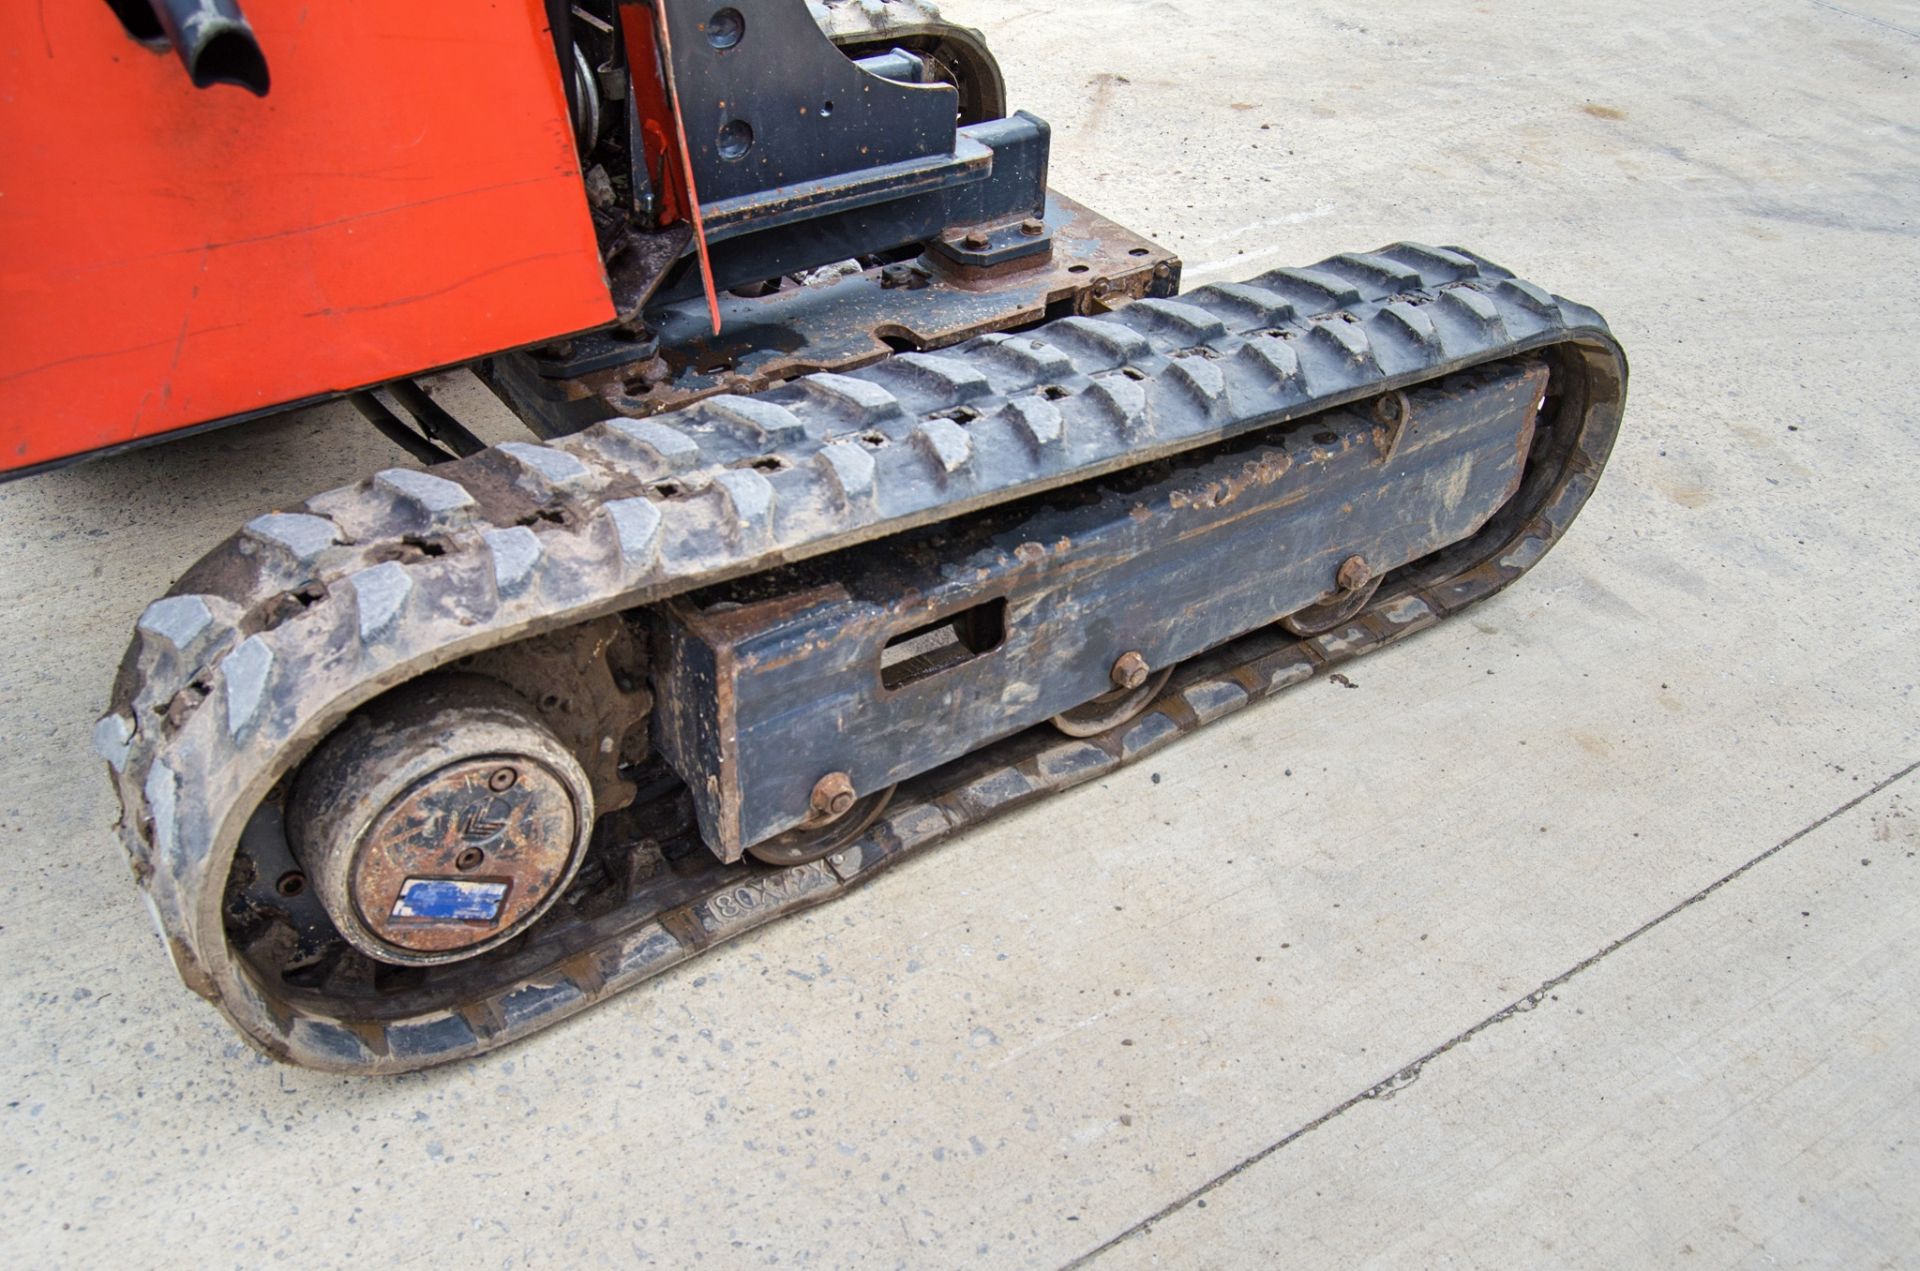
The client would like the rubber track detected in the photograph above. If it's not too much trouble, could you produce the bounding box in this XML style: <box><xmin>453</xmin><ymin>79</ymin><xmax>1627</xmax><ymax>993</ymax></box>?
<box><xmin>810</xmin><ymin>0</ymin><xmax>1007</xmax><ymax>122</ymax></box>
<box><xmin>809</xmin><ymin>0</ymin><xmax>951</xmax><ymax>42</ymax></box>
<box><xmin>97</xmin><ymin>245</ymin><xmax>1622</xmax><ymax>1070</ymax></box>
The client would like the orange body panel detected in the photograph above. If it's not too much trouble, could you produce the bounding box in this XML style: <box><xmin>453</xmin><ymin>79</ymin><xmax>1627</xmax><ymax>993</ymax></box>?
<box><xmin>0</xmin><ymin>2</ymin><xmax>616</xmax><ymax>475</ymax></box>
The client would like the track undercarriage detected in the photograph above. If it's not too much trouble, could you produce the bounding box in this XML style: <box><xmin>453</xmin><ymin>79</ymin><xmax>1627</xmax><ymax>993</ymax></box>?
<box><xmin>103</xmin><ymin>246</ymin><xmax>1624</xmax><ymax>1071</ymax></box>
<box><xmin>90</xmin><ymin>2</ymin><xmax>1627</xmax><ymax>1071</ymax></box>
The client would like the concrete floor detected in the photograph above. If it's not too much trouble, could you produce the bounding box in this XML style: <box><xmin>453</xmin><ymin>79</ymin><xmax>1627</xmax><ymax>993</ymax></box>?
<box><xmin>2</xmin><ymin>0</ymin><xmax>1916</xmax><ymax>1265</ymax></box>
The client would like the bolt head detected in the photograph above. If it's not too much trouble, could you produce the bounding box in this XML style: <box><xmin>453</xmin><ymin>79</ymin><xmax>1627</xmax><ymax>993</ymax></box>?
<box><xmin>811</xmin><ymin>772</ymin><xmax>857</xmax><ymax>820</ymax></box>
<box><xmin>1373</xmin><ymin>394</ymin><xmax>1404</xmax><ymax>424</ymax></box>
<box><xmin>1336</xmin><ymin>555</ymin><xmax>1371</xmax><ymax>592</ymax></box>
<box><xmin>962</xmin><ymin>231</ymin><xmax>991</xmax><ymax>251</ymax></box>
<box><xmin>1111</xmin><ymin>650</ymin><xmax>1150</xmax><ymax>691</ymax></box>
<box><xmin>1020</xmin><ymin>217</ymin><xmax>1046</xmax><ymax>236</ymax></box>
<box><xmin>1091</xmin><ymin>278</ymin><xmax>1112</xmax><ymax>298</ymax></box>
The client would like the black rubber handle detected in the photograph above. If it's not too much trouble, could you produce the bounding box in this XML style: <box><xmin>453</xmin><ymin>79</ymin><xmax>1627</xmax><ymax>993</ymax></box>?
<box><xmin>145</xmin><ymin>0</ymin><xmax>271</xmax><ymax>96</ymax></box>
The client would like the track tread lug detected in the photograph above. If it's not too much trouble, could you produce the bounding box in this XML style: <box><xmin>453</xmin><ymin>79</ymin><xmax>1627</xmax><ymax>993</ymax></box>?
<box><xmin>1182</xmin><ymin>282</ymin><xmax>1297</xmax><ymax>327</ymax></box>
<box><xmin>1115</xmin><ymin>298</ymin><xmax>1229</xmax><ymax>345</ymax></box>
<box><xmin>913</xmin><ymin>418</ymin><xmax>974</xmax><ymax>475</ymax></box>
<box><xmin>497</xmin><ymin>441</ymin><xmax>593</xmax><ymax>491</ymax></box>
<box><xmin>143</xmin><ymin>760</ymin><xmax>180</xmax><ymax>857</ymax></box>
<box><xmin>1088</xmin><ymin>372</ymin><xmax>1152</xmax><ymax>438</ymax></box>
<box><xmin>1380</xmin><ymin>299</ymin><xmax>1441</xmax><ymax>348</ymax></box>
<box><xmin>1306</xmin><ymin>317</ymin><xmax>1379</xmax><ymax>368</ymax></box>
<box><xmin>1328</xmin><ymin>251</ymin><xmax>1424</xmax><ymax>290</ymax></box>
<box><xmin>1254</xmin><ymin>266</ymin><xmax>1365</xmax><ymax>310</ymax></box>
<box><xmin>1034</xmin><ymin>316</ymin><xmax>1153</xmax><ymax>369</ymax></box>
<box><xmin>594</xmin><ymin>418</ymin><xmax>703</xmax><ymax>475</ymax></box>
<box><xmin>484</xmin><ymin>526</ymin><xmax>544</xmax><ymax>596</ymax></box>
<box><xmin>797</xmin><ymin>372</ymin><xmax>903</xmax><ymax>424</ymax></box>
<box><xmin>243</xmin><ymin>512</ymin><xmax>340</xmax><ymax>568</ymax></box>
<box><xmin>1235</xmin><ymin>334</ymin><xmax>1304</xmax><ymax>390</ymax></box>
<box><xmin>372</xmin><ymin>469</ymin><xmax>475</xmax><ymax>525</ymax></box>
<box><xmin>702</xmin><ymin>395</ymin><xmax>808</xmax><ymax>447</ymax></box>
<box><xmin>712</xmin><ymin>469</ymin><xmax>776</xmax><ymax>542</ymax></box>
<box><xmin>1441</xmin><ymin>284</ymin><xmax>1506</xmax><ymax>329</ymax></box>
<box><xmin>93</xmin><ymin>711</ymin><xmax>135</xmax><ymax>772</ymax></box>
<box><xmin>1003</xmin><ymin>396</ymin><xmax>1064</xmax><ymax>452</ymax></box>
<box><xmin>864</xmin><ymin>352</ymin><xmax>992</xmax><ymax>410</ymax></box>
<box><xmin>1167</xmin><ymin>354</ymin><xmax>1228</xmax><ymax>411</ymax></box>
<box><xmin>1498</xmin><ymin>277</ymin><xmax>1565</xmax><ymax>320</ymax></box>
<box><xmin>602</xmin><ymin>497</ymin><xmax>665</xmax><ymax>569</ymax></box>
<box><xmin>349</xmin><ymin>561</ymin><xmax>413</xmax><ymax>641</ymax></box>
<box><xmin>222</xmin><ymin>634</ymin><xmax>275</xmax><ymax>739</ymax></box>
<box><xmin>971</xmin><ymin>333</ymin><xmax>1076</xmax><ymax>383</ymax></box>
<box><xmin>1381</xmin><ymin>242</ymin><xmax>1483</xmax><ymax>280</ymax></box>
<box><xmin>815</xmin><ymin>441</ymin><xmax>878</xmax><ymax>507</ymax></box>
<box><xmin>136</xmin><ymin>594</ymin><xmax>216</xmax><ymax>653</ymax></box>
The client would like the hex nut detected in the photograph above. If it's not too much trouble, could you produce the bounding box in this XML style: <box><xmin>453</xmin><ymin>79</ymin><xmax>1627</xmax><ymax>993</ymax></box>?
<box><xmin>1111</xmin><ymin>650</ymin><xmax>1151</xmax><ymax>691</ymax></box>
<box><xmin>811</xmin><ymin>771</ymin><xmax>857</xmax><ymax>819</ymax></box>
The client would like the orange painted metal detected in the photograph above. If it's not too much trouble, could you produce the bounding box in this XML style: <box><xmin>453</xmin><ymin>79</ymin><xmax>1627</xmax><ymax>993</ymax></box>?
<box><xmin>621</xmin><ymin>6</ymin><xmax>689</xmax><ymax>226</ymax></box>
<box><xmin>0</xmin><ymin>2</ymin><xmax>616</xmax><ymax>476</ymax></box>
<box><xmin>620</xmin><ymin>1</ymin><xmax>718</xmax><ymax>331</ymax></box>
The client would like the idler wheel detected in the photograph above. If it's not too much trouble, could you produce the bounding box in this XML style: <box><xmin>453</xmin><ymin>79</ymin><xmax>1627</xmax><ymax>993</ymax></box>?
<box><xmin>1281</xmin><ymin>555</ymin><xmax>1383</xmax><ymax>637</ymax></box>
<box><xmin>1050</xmin><ymin>664</ymin><xmax>1176</xmax><ymax>739</ymax></box>
<box><xmin>745</xmin><ymin>785</ymin><xmax>896</xmax><ymax>868</ymax></box>
<box><xmin>287</xmin><ymin>676</ymin><xmax>594</xmax><ymax>966</ymax></box>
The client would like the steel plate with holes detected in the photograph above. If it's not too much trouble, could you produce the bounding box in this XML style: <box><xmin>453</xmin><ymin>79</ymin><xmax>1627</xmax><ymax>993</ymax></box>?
<box><xmin>482</xmin><ymin>191</ymin><xmax>1178</xmax><ymax>438</ymax></box>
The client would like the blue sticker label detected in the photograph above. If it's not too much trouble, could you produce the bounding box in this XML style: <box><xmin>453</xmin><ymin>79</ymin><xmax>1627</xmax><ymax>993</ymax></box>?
<box><xmin>391</xmin><ymin>878</ymin><xmax>509</xmax><ymax>922</ymax></box>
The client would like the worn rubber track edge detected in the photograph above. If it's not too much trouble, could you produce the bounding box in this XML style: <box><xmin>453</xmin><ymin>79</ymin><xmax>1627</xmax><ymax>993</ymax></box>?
<box><xmin>98</xmin><ymin>244</ymin><xmax>1626</xmax><ymax>1071</ymax></box>
<box><xmin>810</xmin><ymin>0</ymin><xmax>951</xmax><ymax>40</ymax></box>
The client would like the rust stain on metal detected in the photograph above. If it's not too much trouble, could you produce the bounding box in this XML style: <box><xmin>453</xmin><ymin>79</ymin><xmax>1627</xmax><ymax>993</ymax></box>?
<box><xmin>810</xmin><ymin>771</ymin><xmax>857</xmax><ymax>818</ymax></box>
<box><xmin>350</xmin><ymin>757</ymin><xmax>578</xmax><ymax>955</ymax></box>
<box><xmin>1336</xmin><ymin>555</ymin><xmax>1371</xmax><ymax>592</ymax></box>
<box><xmin>1110</xmin><ymin>650</ymin><xmax>1150</xmax><ymax>691</ymax></box>
<box><xmin>1169</xmin><ymin>450</ymin><xmax>1295</xmax><ymax>510</ymax></box>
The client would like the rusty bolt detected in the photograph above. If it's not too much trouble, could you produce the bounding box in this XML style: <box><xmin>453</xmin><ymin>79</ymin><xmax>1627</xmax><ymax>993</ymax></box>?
<box><xmin>962</xmin><ymin>230</ymin><xmax>991</xmax><ymax>251</ymax></box>
<box><xmin>1372</xmin><ymin>393</ymin><xmax>1404</xmax><ymax>425</ymax></box>
<box><xmin>1153</xmin><ymin>261</ymin><xmax>1174</xmax><ymax>280</ymax></box>
<box><xmin>1091</xmin><ymin>277</ymin><xmax>1112</xmax><ymax>299</ymax></box>
<box><xmin>811</xmin><ymin>772</ymin><xmax>857</xmax><ymax>819</ymax></box>
<box><xmin>1111</xmin><ymin>651</ymin><xmax>1151</xmax><ymax>691</ymax></box>
<box><xmin>454</xmin><ymin>847</ymin><xmax>486</xmax><ymax>872</ymax></box>
<box><xmin>488</xmin><ymin>766</ymin><xmax>519</xmax><ymax>792</ymax></box>
<box><xmin>1020</xmin><ymin>217</ymin><xmax>1046</xmax><ymax>236</ymax></box>
<box><xmin>1336</xmin><ymin>555</ymin><xmax>1371</xmax><ymax>593</ymax></box>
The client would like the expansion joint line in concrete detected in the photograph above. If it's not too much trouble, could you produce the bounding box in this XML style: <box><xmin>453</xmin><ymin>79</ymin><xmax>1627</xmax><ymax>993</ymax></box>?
<box><xmin>1065</xmin><ymin>754</ymin><xmax>1920</xmax><ymax>1268</ymax></box>
<box><xmin>1809</xmin><ymin>1</ymin><xmax>1920</xmax><ymax>41</ymax></box>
